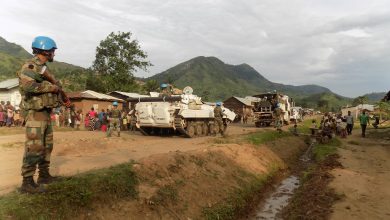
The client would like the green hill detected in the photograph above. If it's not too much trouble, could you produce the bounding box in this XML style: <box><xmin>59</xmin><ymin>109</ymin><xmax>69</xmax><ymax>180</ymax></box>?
<box><xmin>295</xmin><ymin>92</ymin><xmax>352</xmax><ymax>112</ymax></box>
<box><xmin>362</xmin><ymin>92</ymin><xmax>387</xmax><ymax>103</ymax></box>
<box><xmin>0</xmin><ymin>36</ymin><xmax>83</xmax><ymax>82</ymax></box>
<box><xmin>148</xmin><ymin>56</ymin><xmax>331</xmax><ymax>101</ymax></box>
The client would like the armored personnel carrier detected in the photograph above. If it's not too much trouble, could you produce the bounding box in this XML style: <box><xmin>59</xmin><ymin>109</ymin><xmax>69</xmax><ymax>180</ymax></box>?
<box><xmin>129</xmin><ymin>87</ymin><xmax>236</xmax><ymax>138</ymax></box>
<box><xmin>252</xmin><ymin>93</ymin><xmax>291</xmax><ymax>127</ymax></box>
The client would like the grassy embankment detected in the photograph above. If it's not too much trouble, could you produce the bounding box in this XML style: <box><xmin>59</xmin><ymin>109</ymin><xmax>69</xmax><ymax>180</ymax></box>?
<box><xmin>0</xmin><ymin>164</ymin><xmax>137</xmax><ymax>220</ymax></box>
<box><xmin>0</xmin><ymin>122</ymin><xmax>310</xmax><ymax>220</ymax></box>
<box><xmin>203</xmin><ymin>130</ymin><xmax>293</xmax><ymax>220</ymax></box>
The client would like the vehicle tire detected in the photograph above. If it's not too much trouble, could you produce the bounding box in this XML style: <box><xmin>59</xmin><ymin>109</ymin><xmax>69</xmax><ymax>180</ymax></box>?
<box><xmin>140</xmin><ymin>127</ymin><xmax>153</xmax><ymax>135</ymax></box>
<box><xmin>186</xmin><ymin>123</ymin><xmax>196</xmax><ymax>138</ymax></box>
<box><xmin>196</xmin><ymin>123</ymin><xmax>203</xmax><ymax>136</ymax></box>
<box><xmin>202</xmin><ymin>123</ymin><xmax>209</xmax><ymax>136</ymax></box>
<box><xmin>209</xmin><ymin>124</ymin><xmax>216</xmax><ymax>135</ymax></box>
<box><xmin>255</xmin><ymin>122</ymin><xmax>261</xmax><ymax>127</ymax></box>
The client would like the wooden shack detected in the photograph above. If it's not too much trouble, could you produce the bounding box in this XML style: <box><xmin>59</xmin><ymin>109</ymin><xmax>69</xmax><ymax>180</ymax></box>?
<box><xmin>67</xmin><ymin>90</ymin><xmax>124</xmax><ymax>115</ymax></box>
<box><xmin>223</xmin><ymin>96</ymin><xmax>253</xmax><ymax>123</ymax></box>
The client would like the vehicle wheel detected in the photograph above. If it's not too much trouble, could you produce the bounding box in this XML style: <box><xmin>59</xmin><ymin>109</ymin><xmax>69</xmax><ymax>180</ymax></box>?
<box><xmin>265</xmin><ymin>122</ymin><xmax>271</xmax><ymax>126</ymax></box>
<box><xmin>196</xmin><ymin>123</ymin><xmax>203</xmax><ymax>136</ymax></box>
<box><xmin>202</xmin><ymin>123</ymin><xmax>209</xmax><ymax>136</ymax></box>
<box><xmin>186</xmin><ymin>123</ymin><xmax>196</xmax><ymax>138</ymax></box>
<box><xmin>209</xmin><ymin>124</ymin><xmax>216</xmax><ymax>135</ymax></box>
<box><xmin>140</xmin><ymin>127</ymin><xmax>153</xmax><ymax>135</ymax></box>
<box><xmin>255</xmin><ymin>122</ymin><xmax>261</xmax><ymax>127</ymax></box>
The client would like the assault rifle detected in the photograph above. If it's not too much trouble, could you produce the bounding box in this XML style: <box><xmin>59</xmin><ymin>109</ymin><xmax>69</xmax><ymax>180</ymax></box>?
<box><xmin>40</xmin><ymin>66</ymin><xmax>72</xmax><ymax>108</ymax></box>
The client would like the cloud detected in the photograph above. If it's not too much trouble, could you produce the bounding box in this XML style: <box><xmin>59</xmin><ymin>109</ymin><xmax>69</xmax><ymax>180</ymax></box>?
<box><xmin>1</xmin><ymin>0</ymin><xmax>389</xmax><ymax>97</ymax></box>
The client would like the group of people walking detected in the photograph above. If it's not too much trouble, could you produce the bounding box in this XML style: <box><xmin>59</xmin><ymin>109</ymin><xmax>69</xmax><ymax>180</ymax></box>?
<box><xmin>312</xmin><ymin>110</ymin><xmax>372</xmax><ymax>139</ymax></box>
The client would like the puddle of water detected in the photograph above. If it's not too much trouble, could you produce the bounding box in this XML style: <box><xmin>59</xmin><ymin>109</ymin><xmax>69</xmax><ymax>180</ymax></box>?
<box><xmin>250</xmin><ymin>175</ymin><xmax>300</xmax><ymax>220</ymax></box>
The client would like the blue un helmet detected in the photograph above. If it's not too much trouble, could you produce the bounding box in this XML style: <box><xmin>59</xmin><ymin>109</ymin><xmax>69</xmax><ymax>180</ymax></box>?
<box><xmin>32</xmin><ymin>36</ymin><xmax>57</xmax><ymax>50</ymax></box>
<box><xmin>160</xmin><ymin>83</ymin><xmax>168</xmax><ymax>88</ymax></box>
<box><xmin>216</xmin><ymin>102</ymin><xmax>222</xmax><ymax>106</ymax></box>
<box><xmin>113</xmin><ymin>101</ymin><xmax>118</xmax><ymax>106</ymax></box>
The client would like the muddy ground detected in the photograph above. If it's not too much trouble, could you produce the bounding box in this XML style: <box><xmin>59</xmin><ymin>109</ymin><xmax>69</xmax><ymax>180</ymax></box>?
<box><xmin>330</xmin><ymin>128</ymin><xmax>390</xmax><ymax>220</ymax></box>
<box><xmin>279</xmin><ymin>127</ymin><xmax>390</xmax><ymax>220</ymax></box>
<box><xmin>0</xmin><ymin>124</ymin><xmax>260</xmax><ymax>195</ymax></box>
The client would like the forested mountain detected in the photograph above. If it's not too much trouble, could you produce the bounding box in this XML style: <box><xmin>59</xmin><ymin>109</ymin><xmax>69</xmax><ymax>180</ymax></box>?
<box><xmin>0</xmin><ymin>36</ymin><xmax>83</xmax><ymax>82</ymax></box>
<box><xmin>148</xmin><ymin>56</ymin><xmax>331</xmax><ymax>101</ymax></box>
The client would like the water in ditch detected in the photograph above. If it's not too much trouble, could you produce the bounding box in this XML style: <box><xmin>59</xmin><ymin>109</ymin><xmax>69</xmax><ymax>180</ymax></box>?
<box><xmin>249</xmin><ymin>175</ymin><xmax>300</xmax><ymax>220</ymax></box>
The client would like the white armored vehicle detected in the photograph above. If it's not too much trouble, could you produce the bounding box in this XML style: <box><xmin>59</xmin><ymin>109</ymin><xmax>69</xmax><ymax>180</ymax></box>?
<box><xmin>130</xmin><ymin>87</ymin><xmax>236</xmax><ymax>138</ymax></box>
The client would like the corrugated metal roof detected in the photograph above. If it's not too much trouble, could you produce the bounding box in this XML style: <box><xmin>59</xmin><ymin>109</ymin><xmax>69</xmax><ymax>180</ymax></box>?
<box><xmin>83</xmin><ymin>90</ymin><xmax>124</xmax><ymax>101</ymax></box>
<box><xmin>0</xmin><ymin>78</ymin><xmax>18</xmax><ymax>90</ymax></box>
<box><xmin>233</xmin><ymin>96</ymin><xmax>253</xmax><ymax>106</ymax></box>
<box><xmin>112</xmin><ymin>91</ymin><xmax>149</xmax><ymax>98</ymax></box>
<box><xmin>68</xmin><ymin>90</ymin><xmax>124</xmax><ymax>101</ymax></box>
<box><xmin>244</xmin><ymin>96</ymin><xmax>261</xmax><ymax>103</ymax></box>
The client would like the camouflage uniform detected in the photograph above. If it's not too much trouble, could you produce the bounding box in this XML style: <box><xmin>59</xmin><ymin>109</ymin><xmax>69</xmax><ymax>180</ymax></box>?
<box><xmin>160</xmin><ymin>88</ymin><xmax>172</xmax><ymax>97</ymax></box>
<box><xmin>214</xmin><ymin>106</ymin><xmax>224</xmax><ymax>135</ymax></box>
<box><xmin>274</xmin><ymin>107</ymin><xmax>283</xmax><ymax>131</ymax></box>
<box><xmin>17</xmin><ymin>56</ymin><xmax>60</xmax><ymax>180</ymax></box>
<box><xmin>107</xmin><ymin>108</ymin><xmax>121</xmax><ymax>137</ymax></box>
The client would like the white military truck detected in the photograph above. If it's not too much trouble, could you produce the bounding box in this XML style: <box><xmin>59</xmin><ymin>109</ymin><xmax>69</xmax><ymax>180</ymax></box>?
<box><xmin>130</xmin><ymin>87</ymin><xmax>236</xmax><ymax>138</ymax></box>
<box><xmin>252</xmin><ymin>93</ymin><xmax>292</xmax><ymax>127</ymax></box>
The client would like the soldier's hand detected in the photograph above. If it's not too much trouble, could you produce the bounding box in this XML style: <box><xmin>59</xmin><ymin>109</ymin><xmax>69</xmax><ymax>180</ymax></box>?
<box><xmin>52</xmin><ymin>85</ymin><xmax>60</xmax><ymax>93</ymax></box>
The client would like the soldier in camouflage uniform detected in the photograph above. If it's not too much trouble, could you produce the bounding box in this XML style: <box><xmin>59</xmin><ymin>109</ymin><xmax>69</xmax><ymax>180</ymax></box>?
<box><xmin>274</xmin><ymin>103</ymin><xmax>283</xmax><ymax>133</ymax></box>
<box><xmin>214</xmin><ymin>102</ymin><xmax>225</xmax><ymax>136</ymax></box>
<box><xmin>17</xmin><ymin>36</ymin><xmax>69</xmax><ymax>193</ymax></box>
<box><xmin>107</xmin><ymin>101</ymin><xmax>122</xmax><ymax>137</ymax></box>
<box><xmin>159</xmin><ymin>83</ymin><xmax>172</xmax><ymax>97</ymax></box>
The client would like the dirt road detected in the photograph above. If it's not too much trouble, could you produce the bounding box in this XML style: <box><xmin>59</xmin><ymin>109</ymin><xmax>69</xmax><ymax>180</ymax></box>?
<box><xmin>0</xmin><ymin>124</ymin><xmax>259</xmax><ymax>195</ymax></box>
<box><xmin>330</xmin><ymin>129</ymin><xmax>390</xmax><ymax>220</ymax></box>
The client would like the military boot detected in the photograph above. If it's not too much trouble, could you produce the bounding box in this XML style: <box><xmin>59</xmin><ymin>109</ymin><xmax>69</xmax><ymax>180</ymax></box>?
<box><xmin>20</xmin><ymin>176</ymin><xmax>44</xmax><ymax>194</ymax></box>
<box><xmin>37</xmin><ymin>168</ymin><xmax>58</xmax><ymax>185</ymax></box>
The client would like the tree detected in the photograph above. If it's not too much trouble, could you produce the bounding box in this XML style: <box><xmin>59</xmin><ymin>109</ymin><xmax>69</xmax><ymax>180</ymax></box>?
<box><xmin>383</xmin><ymin>91</ymin><xmax>390</xmax><ymax>102</ymax></box>
<box><xmin>62</xmin><ymin>68</ymin><xmax>91</xmax><ymax>92</ymax></box>
<box><xmin>92</xmin><ymin>31</ymin><xmax>152</xmax><ymax>92</ymax></box>
<box><xmin>352</xmin><ymin>96</ymin><xmax>368</xmax><ymax>107</ymax></box>
<box><xmin>378</xmin><ymin>101</ymin><xmax>390</xmax><ymax>119</ymax></box>
<box><xmin>201</xmin><ymin>90</ymin><xmax>210</xmax><ymax>101</ymax></box>
<box><xmin>317</xmin><ymin>99</ymin><xmax>329</xmax><ymax>108</ymax></box>
<box><xmin>143</xmin><ymin>79</ymin><xmax>159</xmax><ymax>93</ymax></box>
<box><xmin>317</xmin><ymin>99</ymin><xmax>329</xmax><ymax>112</ymax></box>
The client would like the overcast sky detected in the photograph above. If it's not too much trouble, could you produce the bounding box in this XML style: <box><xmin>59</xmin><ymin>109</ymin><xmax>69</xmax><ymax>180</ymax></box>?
<box><xmin>1</xmin><ymin>0</ymin><xmax>389</xmax><ymax>97</ymax></box>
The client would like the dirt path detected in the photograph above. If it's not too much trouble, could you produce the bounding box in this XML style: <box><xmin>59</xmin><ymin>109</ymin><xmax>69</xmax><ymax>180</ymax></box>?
<box><xmin>0</xmin><ymin>124</ymin><xmax>260</xmax><ymax>195</ymax></box>
<box><xmin>330</xmin><ymin>129</ymin><xmax>390</xmax><ymax>220</ymax></box>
